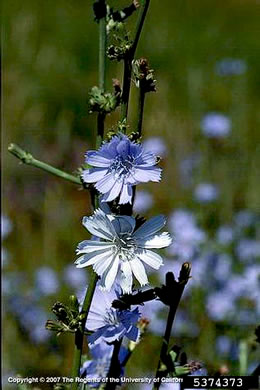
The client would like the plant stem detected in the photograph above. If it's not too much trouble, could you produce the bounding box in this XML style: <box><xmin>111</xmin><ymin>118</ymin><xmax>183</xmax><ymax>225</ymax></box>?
<box><xmin>131</xmin><ymin>0</ymin><xmax>151</xmax><ymax>57</ymax></box>
<box><xmin>120</xmin><ymin>57</ymin><xmax>132</xmax><ymax>123</ymax></box>
<box><xmin>8</xmin><ymin>143</ymin><xmax>82</xmax><ymax>185</ymax></box>
<box><xmin>239</xmin><ymin>340</ymin><xmax>248</xmax><ymax>376</ymax></box>
<box><xmin>96</xmin><ymin>16</ymin><xmax>107</xmax><ymax>149</ymax></box>
<box><xmin>153</xmin><ymin>264</ymin><xmax>191</xmax><ymax>390</ymax></box>
<box><xmin>105</xmin><ymin>339</ymin><xmax>123</xmax><ymax>390</ymax></box>
<box><xmin>120</xmin><ymin>0</ymin><xmax>150</xmax><ymax>122</ymax></box>
<box><xmin>71</xmin><ymin>271</ymin><xmax>99</xmax><ymax>389</ymax></box>
<box><xmin>71</xmin><ymin>8</ymin><xmax>107</xmax><ymax>387</ymax></box>
<box><xmin>137</xmin><ymin>86</ymin><xmax>145</xmax><ymax>135</ymax></box>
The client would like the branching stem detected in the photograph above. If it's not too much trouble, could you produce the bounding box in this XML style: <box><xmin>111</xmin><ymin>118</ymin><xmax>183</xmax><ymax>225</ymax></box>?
<box><xmin>120</xmin><ymin>0</ymin><xmax>150</xmax><ymax>122</ymax></box>
<box><xmin>8</xmin><ymin>143</ymin><xmax>81</xmax><ymax>185</ymax></box>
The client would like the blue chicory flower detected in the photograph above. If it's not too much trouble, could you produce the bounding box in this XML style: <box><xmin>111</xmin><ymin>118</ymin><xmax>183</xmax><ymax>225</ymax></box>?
<box><xmin>201</xmin><ymin>113</ymin><xmax>231</xmax><ymax>138</ymax></box>
<box><xmin>86</xmin><ymin>286</ymin><xmax>140</xmax><ymax>345</ymax></box>
<box><xmin>133</xmin><ymin>190</ymin><xmax>154</xmax><ymax>214</ymax></box>
<box><xmin>75</xmin><ymin>209</ymin><xmax>171</xmax><ymax>293</ymax></box>
<box><xmin>193</xmin><ymin>183</ymin><xmax>219</xmax><ymax>203</ymax></box>
<box><xmin>82</xmin><ymin>133</ymin><xmax>161</xmax><ymax>204</ymax></box>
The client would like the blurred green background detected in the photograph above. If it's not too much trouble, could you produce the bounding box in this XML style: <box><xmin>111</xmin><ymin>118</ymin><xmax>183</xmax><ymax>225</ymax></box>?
<box><xmin>2</xmin><ymin>0</ymin><xmax>260</xmax><ymax>388</ymax></box>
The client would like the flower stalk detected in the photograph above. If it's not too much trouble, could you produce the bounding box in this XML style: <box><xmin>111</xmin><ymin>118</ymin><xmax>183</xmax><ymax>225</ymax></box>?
<box><xmin>71</xmin><ymin>271</ymin><xmax>99</xmax><ymax>389</ymax></box>
<box><xmin>120</xmin><ymin>0</ymin><xmax>151</xmax><ymax>122</ymax></box>
<box><xmin>71</xmin><ymin>2</ymin><xmax>107</xmax><ymax>386</ymax></box>
<box><xmin>8</xmin><ymin>143</ymin><xmax>82</xmax><ymax>185</ymax></box>
<box><xmin>153</xmin><ymin>263</ymin><xmax>191</xmax><ymax>389</ymax></box>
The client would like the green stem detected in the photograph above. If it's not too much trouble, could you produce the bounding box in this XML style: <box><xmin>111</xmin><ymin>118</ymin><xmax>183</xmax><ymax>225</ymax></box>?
<box><xmin>96</xmin><ymin>15</ymin><xmax>107</xmax><ymax>149</ymax></box>
<box><xmin>71</xmin><ymin>8</ymin><xmax>107</xmax><ymax>387</ymax></box>
<box><xmin>239</xmin><ymin>340</ymin><xmax>248</xmax><ymax>376</ymax></box>
<box><xmin>120</xmin><ymin>0</ymin><xmax>151</xmax><ymax>122</ymax></box>
<box><xmin>153</xmin><ymin>264</ymin><xmax>191</xmax><ymax>390</ymax></box>
<box><xmin>137</xmin><ymin>86</ymin><xmax>145</xmax><ymax>135</ymax></box>
<box><xmin>71</xmin><ymin>271</ymin><xmax>99</xmax><ymax>390</ymax></box>
<box><xmin>8</xmin><ymin>143</ymin><xmax>81</xmax><ymax>185</ymax></box>
<box><xmin>131</xmin><ymin>0</ymin><xmax>151</xmax><ymax>56</ymax></box>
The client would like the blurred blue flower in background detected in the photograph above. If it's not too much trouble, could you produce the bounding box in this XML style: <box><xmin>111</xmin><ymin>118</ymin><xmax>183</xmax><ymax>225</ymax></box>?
<box><xmin>215</xmin><ymin>335</ymin><xmax>232</xmax><ymax>356</ymax></box>
<box><xmin>194</xmin><ymin>183</ymin><xmax>219</xmax><ymax>203</ymax></box>
<box><xmin>201</xmin><ymin>113</ymin><xmax>231</xmax><ymax>138</ymax></box>
<box><xmin>142</xmin><ymin>136</ymin><xmax>168</xmax><ymax>157</ymax></box>
<box><xmin>63</xmin><ymin>264</ymin><xmax>88</xmax><ymax>291</ymax></box>
<box><xmin>216</xmin><ymin>225</ymin><xmax>234</xmax><ymax>245</ymax></box>
<box><xmin>167</xmin><ymin>209</ymin><xmax>206</xmax><ymax>260</ymax></box>
<box><xmin>206</xmin><ymin>290</ymin><xmax>235</xmax><ymax>321</ymax></box>
<box><xmin>215</xmin><ymin>58</ymin><xmax>247</xmax><ymax>76</ymax></box>
<box><xmin>234</xmin><ymin>210</ymin><xmax>256</xmax><ymax>229</ymax></box>
<box><xmin>179</xmin><ymin>154</ymin><xmax>200</xmax><ymax>188</ymax></box>
<box><xmin>35</xmin><ymin>266</ymin><xmax>59</xmax><ymax>296</ymax></box>
<box><xmin>82</xmin><ymin>133</ymin><xmax>161</xmax><ymax>204</ymax></box>
<box><xmin>236</xmin><ymin>239</ymin><xmax>260</xmax><ymax>262</ymax></box>
<box><xmin>86</xmin><ymin>286</ymin><xmax>140</xmax><ymax>345</ymax></box>
<box><xmin>1</xmin><ymin>214</ymin><xmax>13</xmax><ymax>267</ymax></box>
<box><xmin>8</xmin><ymin>295</ymin><xmax>50</xmax><ymax>343</ymax></box>
<box><xmin>133</xmin><ymin>190</ymin><xmax>154</xmax><ymax>214</ymax></box>
<box><xmin>1</xmin><ymin>215</ymin><xmax>12</xmax><ymax>239</ymax></box>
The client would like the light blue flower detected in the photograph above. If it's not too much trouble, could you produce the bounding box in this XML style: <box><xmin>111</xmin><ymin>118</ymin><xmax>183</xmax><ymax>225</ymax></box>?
<box><xmin>236</xmin><ymin>239</ymin><xmax>260</xmax><ymax>262</ymax></box>
<box><xmin>216</xmin><ymin>225</ymin><xmax>234</xmax><ymax>245</ymax></box>
<box><xmin>142</xmin><ymin>136</ymin><xmax>168</xmax><ymax>157</ymax></box>
<box><xmin>82</xmin><ymin>133</ymin><xmax>161</xmax><ymax>204</ymax></box>
<box><xmin>86</xmin><ymin>287</ymin><xmax>140</xmax><ymax>345</ymax></box>
<box><xmin>63</xmin><ymin>264</ymin><xmax>88</xmax><ymax>291</ymax></box>
<box><xmin>133</xmin><ymin>190</ymin><xmax>154</xmax><ymax>214</ymax></box>
<box><xmin>35</xmin><ymin>266</ymin><xmax>59</xmax><ymax>296</ymax></box>
<box><xmin>194</xmin><ymin>183</ymin><xmax>219</xmax><ymax>203</ymax></box>
<box><xmin>75</xmin><ymin>209</ymin><xmax>172</xmax><ymax>293</ymax></box>
<box><xmin>167</xmin><ymin>209</ymin><xmax>206</xmax><ymax>260</ymax></box>
<box><xmin>201</xmin><ymin>113</ymin><xmax>231</xmax><ymax>138</ymax></box>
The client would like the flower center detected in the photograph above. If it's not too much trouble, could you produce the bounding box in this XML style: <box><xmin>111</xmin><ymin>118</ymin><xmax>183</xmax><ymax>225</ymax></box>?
<box><xmin>110</xmin><ymin>156</ymin><xmax>135</xmax><ymax>180</ymax></box>
<box><xmin>114</xmin><ymin>234</ymin><xmax>137</xmax><ymax>262</ymax></box>
<box><xmin>104</xmin><ymin>308</ymin><xmax>119</xmax><ymax>326</ymax></box>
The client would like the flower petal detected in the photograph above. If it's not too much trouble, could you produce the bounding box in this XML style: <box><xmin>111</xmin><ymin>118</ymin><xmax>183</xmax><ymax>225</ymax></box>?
<box><xmin>87</xmin><ymin>151</ymin><xmax>112</xmax><ymax>167</ymax></box>
<box><xmin>82</xmin><ymin>209</ymin><xmax>117</xmax><ymax>241</ymax></box>
<box><xmin>137</xmin><ymin>232</ymin><xmax>172</xmax><ymax>249</ymax></box>
<box><xmin>138</xmin><ymin>152</ymin><xmax>157</xmax><ymax>167</ymax></box>
<box><xmin>125</xmin><ymin>325</ymin><xmax>139</xmax><ymax>342</ymax></box>
<box><xmin>112</xmin><ymin>215</ymin><xmax>136</xmax><ymax>235</ymax></box>
<box><xmin>93</xmin><ymin>251</ymin><xmax>115</xmax><ymax>276</ymax></box>
<box><xmin>103</xmin><ymin>255</ymin><xmax>120</xmax><ymax>291</ymax></box>
<box><xmin>132</xmin><ymin>167</ymin><xmax>161</xmax><ymax>183</ymax></box>
<box><xmin>119</xmin><ymin>184</ymin><xmax>133</xmax><ymax>204</ymax></box>
<box><xmin>95</xmin><ymin>173</ymin><xmax>115</xmax><ymax>194</ymax></box>
<box><xmin>75</xmin><ymin>248</ymin><xmax>112</xmax><ymax>268</ymax></box>
<box><xmin>130</xmin><ymin>257</ymin><xmax>148</xmax><ymax>286</ymax></box>
<box><xmin>118</xmin><ymin>261</ymin><xmax>133</xmax><ymax>294</ymax></box>
<box><xmin>101</xmin><ymin>180</ymin><xmax>123</xmax><ymax>202</ymax></box>
<box><xmin>82</xmin><ymin>168</ymin><xmax>108</xmax><ymax>183</ymax></box>
<box><xmin>137</xmin><ymin>249</ymin><xmax>164</xmax><ymax>269</ymax></box>
<box><xmin>133</xmin><ymin>215</ymin><xmax>166</xmax><ymax>239</ymax></box>
<box><xmin>76</xmin><ymin>240</ymin><xmax>114</xmax><ymax>254</ymax></box>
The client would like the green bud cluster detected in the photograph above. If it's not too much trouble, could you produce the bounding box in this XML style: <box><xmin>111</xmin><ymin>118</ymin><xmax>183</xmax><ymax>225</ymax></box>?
<box><xmin>89</xmin><ymin>86</ymin><xmax>120</xmax><ymax>114</ymax></box>
<box><xmin>132</xmin><ymin>58</ymin><xmax>156</xmax><ymax>92</ymax></box>
<box><xmin>45</xmin><ymin>295</ymin><xmax>87</xmax><ymax>336</ymax></box>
